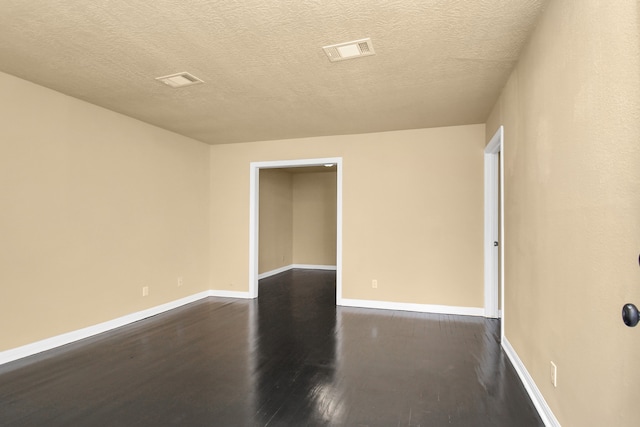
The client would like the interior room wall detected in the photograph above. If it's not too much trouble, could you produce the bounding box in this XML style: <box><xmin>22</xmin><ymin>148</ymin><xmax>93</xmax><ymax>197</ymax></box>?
<box><xmin>485</xmin><ymin>0</ymin><xmax>640</xmax><ymax>424</ymax></box>
<box><xmin>258</xmin><ymin>169</ymin><xmax>293</xmax><ymax>274</ymax></box>
<box><xmin>210</xmin><ymin>124</ymin><xmax>485</xmax><ymax>308</ymax></box>
<box><xmin>0</xmin><ymin>71</ymin><xmax>211</xmax><ymax>352</ymax></box>
<box><xmin>292</xmin><ymin>171</ymin><xmax>337</xmax><ymax>266</ymax></box>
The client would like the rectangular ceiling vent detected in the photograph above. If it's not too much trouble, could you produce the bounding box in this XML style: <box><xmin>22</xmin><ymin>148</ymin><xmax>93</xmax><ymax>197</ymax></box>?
<box><xmin>156</xmin><ymin>72</ymin><xmax>204</xmax><ymax>88</ymax></box>
<box><xmin>323</xmin><ymin>38</ymin><xmax>375</xmax><ymax>62</ymax></box>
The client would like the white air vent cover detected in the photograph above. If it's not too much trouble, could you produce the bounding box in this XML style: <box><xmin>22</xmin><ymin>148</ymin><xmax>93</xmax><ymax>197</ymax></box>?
<box><xmin>156</xmin><ymin>72</ymin><xmax>204</xmax><ymax>88</ymax></box>
<box><xmin>323</xmin><ymin>38</ymin><xmax>376</xmax><ymax>62</ymax></box>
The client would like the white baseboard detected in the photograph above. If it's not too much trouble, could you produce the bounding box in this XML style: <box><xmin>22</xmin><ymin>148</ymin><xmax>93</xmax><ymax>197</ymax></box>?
<box><xmin>340</xmin><ymin>298</ymin><xmax>485</xmax><ymax>317</ymax></box>
<box><xmin>208</xmin><ymin>289</ymin><xmax>252</xmax><ymax>299</ymax></box>
<box><xmin>258</xmin><ymin>264</ymin><xmax>337</xmax><ymax>280</ymax></box>
<box><xmin>292</xmin><ymin>264</ymin><xmax>337</xmax><ymax>271</ymax></box>
<box><xmin>258</xmin><ymin>265</ymin><xmax>293</xmax><ymax>280</ymax></box>
<box><xmin>502</xmin><ymin>337</ymin><xmax>561</xmax><ymax>427</ymax></box>
<box><xmin>0</xmin><ymin>291</ymin><xmax>211</xmax><ymax>366</ymax></box>
<box><xmin>0</xmin><ymin>286</ymin><xmax>483</xmax><ymax>368</ymax></box>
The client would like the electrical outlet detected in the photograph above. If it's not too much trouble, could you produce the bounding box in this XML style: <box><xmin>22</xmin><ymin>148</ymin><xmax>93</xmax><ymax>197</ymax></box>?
<box><xmin>142</xmin><ymin>286</ymin><xmax>149</xmax><ymax>297</ymax></box>
<box><xmin>372</xmin><ymin>279</ymin><xmax>378</xmax><ymax>289</ymax></box>
<box><xmin>550</xmin><ymin>361</ymin><xmax>557</xmax><ymax>387</ymax></box>
<box><xmin>177</xmin><ymin>277</ymin><xmax>183</xmax><ymax>287</ymax></box>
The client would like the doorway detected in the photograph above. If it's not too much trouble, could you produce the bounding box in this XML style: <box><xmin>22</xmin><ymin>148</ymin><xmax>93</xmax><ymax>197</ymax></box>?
<box><xmin>249</xmin><ymin>158</ymin><xmax>343</xmax><ymax>303</ymax></box>
<box><xmin>484</xmin><ymin>126</ymin><xmax>504</xmax><ymax>331</ymax></box>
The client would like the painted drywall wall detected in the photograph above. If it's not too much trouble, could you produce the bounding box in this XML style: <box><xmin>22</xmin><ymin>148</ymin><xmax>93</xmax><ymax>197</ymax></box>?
<box><xmin>210</xmin><ymin>125</ymin><xmax>484</xmax><ymax>307</ymax></box>
<box><xmin>485</xmin><ymin>0</ymin><xmax>640</xmax><ymax>425</ymax></box>
<box><xmin>292</xmin><ymin>172</ymin><xmax>337</xmax><ymax>266</ymax></box>
<box><xmin>258</xmin><ymin>169</ymin><xmax>336</xmax><ymax>274</ymax></box>
<box><xmin>258</xmin><ymin>169</ymin><xmax>293</xmax><ymax>273</ymax></box>
<box><xmin>0</xmin><ymin>71</ymin><xmax>211</xmax><ymax>352</ymax></box>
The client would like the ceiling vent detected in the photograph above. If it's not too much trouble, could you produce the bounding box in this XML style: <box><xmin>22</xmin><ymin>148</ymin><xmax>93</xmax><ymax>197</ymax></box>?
<box><xmin>322</xmin><ymin>38</ymin><xmax>375</xmax><ymax>62</ymax></box>
<box><xmin>156</xmin><ymin>72</ymin><xmax>204</xmax><ymax>88</ymax></box>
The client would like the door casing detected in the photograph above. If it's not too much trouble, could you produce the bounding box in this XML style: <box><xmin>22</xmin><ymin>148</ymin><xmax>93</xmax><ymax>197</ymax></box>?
<box><xmin>484</xmin><ymin>126</ymin><xmax>504</xmax><ymax>333</ymax></box>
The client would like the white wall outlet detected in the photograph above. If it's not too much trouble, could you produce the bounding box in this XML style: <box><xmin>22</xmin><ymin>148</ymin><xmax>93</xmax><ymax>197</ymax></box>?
<box><xmin>372</xmin><ymin>279</ymin><xmax>378</xmax><ymax>289</ymax></box>
<box><xmin>142</xmin><ymin>286</ymin><xmax>149</xmax><ymax>297</ymax></box>
<box><xmin>550</xmin><ymin>361</ymin><xmax>557</xmax><ymax>387</ymax></box>
<box><xmin>177</xmin><ymin>277</ymin><xmax>183</xmax><ymax>287</ymax></box>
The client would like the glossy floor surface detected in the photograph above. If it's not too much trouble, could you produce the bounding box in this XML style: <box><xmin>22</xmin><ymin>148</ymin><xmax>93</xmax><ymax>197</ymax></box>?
<box><xmin>0</xmin><ymin>270</ymin><xmax>543</xmax><ymax>426</ymax></box>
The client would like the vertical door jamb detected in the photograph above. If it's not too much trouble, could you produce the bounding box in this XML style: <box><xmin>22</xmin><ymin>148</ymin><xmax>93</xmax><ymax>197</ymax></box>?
<box><xmin>484</xmin><ymin>126</ymin><xmax>504</xmax><ymax>331</ymax></box>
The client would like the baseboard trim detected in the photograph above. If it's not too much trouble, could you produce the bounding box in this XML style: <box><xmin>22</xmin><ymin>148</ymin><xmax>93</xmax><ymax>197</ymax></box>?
<box><xmin>208</xmin><ymin>289</ymin><xmax>252</xmax><ymax>299</ymax></box>
<box><xmin>258</xmin><ymin>265</ymin><xmax>293</xmax><ymax>280</ymax></box>
<box><xmin>502</xmin><ymin>337</ymin><xmax>561</xmax><ymax>427</ymax></box>
<box><xmin>0</xmin><ymin>291</ymin><xmax>212</xmax><ymax>366</ymax></box>
<box><xmin>292</xmin><ymin>264</ymin><xmax>337</xmax><ymax>271</ymax></box>
<box><xmin>1</xmin><ymin>288</ymin><xmax>482</xmax><ymax>367</ymax></box>
<box><xmin>339</xmin><ymin>298</ymin><xmax>485</xmax><ymax>317</ymax></box>
<box><xmin>258</xmin><ymin>264</ymin><xmax>337</xmax><ymax>280</ymax></box>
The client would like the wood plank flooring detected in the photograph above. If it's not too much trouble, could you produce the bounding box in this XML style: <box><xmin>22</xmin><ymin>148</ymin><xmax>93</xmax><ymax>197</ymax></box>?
<box><xmin>0</xmin><ymin>270</ymin><xmax>543</xmax><ymax>426</ymax></box>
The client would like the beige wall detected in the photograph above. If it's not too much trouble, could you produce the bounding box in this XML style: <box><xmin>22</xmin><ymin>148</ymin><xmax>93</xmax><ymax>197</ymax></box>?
<box><xmin>258</xmin><ymin>169</ymin><xmax>293</xmax><ymax>273</ymax></box>
<box><xmin>258</xmin><ymin>169</ymin><xmax>336</xmax><ymax>274</ymax></box>
<box><xmin>485</xmin><ymin>0</ymin><xmax>640</xmax><ymax>425</ymax></box>
<box><xmin>292</xmin><ymin>171</ymin><xmax>337</xmax><ymax>266</ymax></box>
<box><xmin>210</xmin><ymin>125</ymin><xmax>485</xmax><ymax>307</ymax></box>
<box><xmin>0</xmin><ymin>71</ymin><xmax>211</xmax><ymax>351</ymax></box>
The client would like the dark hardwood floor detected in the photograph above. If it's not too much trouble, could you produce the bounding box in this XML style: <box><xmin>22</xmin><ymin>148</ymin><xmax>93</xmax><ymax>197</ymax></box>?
<box><xmin>0</xmin><ymin>270</ymin><xmax>543</xmax><ymax>426</ymax></box>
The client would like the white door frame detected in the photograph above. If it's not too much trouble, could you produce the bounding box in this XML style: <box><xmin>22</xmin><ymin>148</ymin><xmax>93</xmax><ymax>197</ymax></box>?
<box><xmin>249</xmin><ymin>157</ymin><xmax>343</xmax><ymax>303</ymax></box>
<box><xmin>484</xmin><ymin>126</ymin><xmax>504</xmax><ymax>327</ymax></box>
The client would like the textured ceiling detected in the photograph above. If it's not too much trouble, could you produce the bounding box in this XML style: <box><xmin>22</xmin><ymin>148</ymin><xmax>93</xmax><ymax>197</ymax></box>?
<box><xmin>0</xmin><ymin>0</ymin><xmax>546</xmax><ymax>145</ymax></box>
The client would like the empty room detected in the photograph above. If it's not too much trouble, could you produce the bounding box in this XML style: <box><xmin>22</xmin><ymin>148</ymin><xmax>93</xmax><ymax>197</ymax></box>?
<box><xmin>1</xmin><ymin>1</ymin><xmax>638</xmax><ymax>426</ymax></box>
